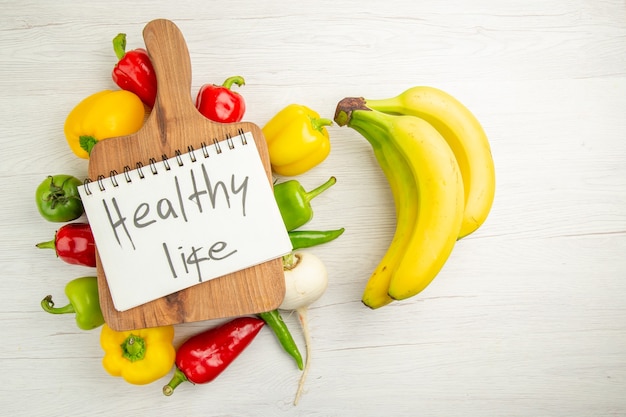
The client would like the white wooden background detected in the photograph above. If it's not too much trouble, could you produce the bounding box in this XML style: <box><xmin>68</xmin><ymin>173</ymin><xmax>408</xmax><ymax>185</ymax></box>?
<box><xmin>1</xmin><ymin>1</ymin><xmax>625</xmax><ymax>416</ymax></box>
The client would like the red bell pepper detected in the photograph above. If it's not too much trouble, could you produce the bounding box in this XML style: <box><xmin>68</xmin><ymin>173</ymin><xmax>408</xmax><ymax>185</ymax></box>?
<box><xmin>36</xmin><ymin>223</ymin><xmax>96</xmax><ymax>267</ymax></box>
<box><xmin>112</xmin><ymin>33</ymin><xmax>157</xmax><ymax>108</ymax></box>
<box><xmin>195</xmin><ymin>75</ymin><xmax>246</xmax><ymax>123</ymax></box>
<box><xmin>163</xmin><ymin>316</ymin><xmax>264</xmax><ymax>396</ymax></box>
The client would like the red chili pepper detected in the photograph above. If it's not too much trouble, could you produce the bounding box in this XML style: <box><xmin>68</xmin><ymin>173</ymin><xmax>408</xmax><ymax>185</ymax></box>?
<box><xmin>111</xmin><ymin>33</ymin><xmax>157</xmax><ymax>108</ymax></box>
<box><xmin>195</xmin><ymin>75</ymin><xmax>246</xmax><ymax>123</ymax></box>
<box><xmin>163</xmin><ymin>316</ymin><xmax>264</xmax><ymax>396</ymax></box>
<box><xmin>36</xmin><ymin>223</ymin><xmax>96</xmax><ymax>267</ymax></box>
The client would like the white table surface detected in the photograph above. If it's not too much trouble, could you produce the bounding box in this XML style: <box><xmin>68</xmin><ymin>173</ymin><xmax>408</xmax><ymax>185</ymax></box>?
<box><xmin>1</xmin><ymin>1</ymin><xmax>625</xmax><ymax>416</ymax></box>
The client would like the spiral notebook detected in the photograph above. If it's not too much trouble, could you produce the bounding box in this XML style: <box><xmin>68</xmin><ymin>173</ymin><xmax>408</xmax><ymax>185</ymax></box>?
<box><xmin>78</xmin><ymin>131</ymin><xmax>292</xmax><ymax>312</ymax></box>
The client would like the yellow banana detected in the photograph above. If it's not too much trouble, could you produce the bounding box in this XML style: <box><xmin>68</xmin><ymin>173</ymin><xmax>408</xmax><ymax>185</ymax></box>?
<box><xmin>335</xmin><ymin>99</ymin><xmax>464</xmax><ymax>302</ymax></box>
<box><xmin>383</xmin><ymin>112</ymin><xmax>464</xmax><ymax>300</ymax></box>
<box><xmin>366</xmin><ymin>86</ymin><xmax>495</xmax><ymax>239</ymax></box>
<box><xmin>343</xmin><ymin>113</ymin><xmax>418</xmax><ymax>308</ymax></box>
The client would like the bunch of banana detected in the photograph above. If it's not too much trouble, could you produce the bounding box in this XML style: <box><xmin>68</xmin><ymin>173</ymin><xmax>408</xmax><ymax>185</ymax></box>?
<box><xmin>334</xmin><ymin>86</ymin><xmax>495</xmax><ymax>308</ymax></box>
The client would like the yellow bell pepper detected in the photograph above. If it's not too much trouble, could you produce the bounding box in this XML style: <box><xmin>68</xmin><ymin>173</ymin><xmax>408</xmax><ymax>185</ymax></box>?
<box><xmin>100</xmin><ymin>323</ymin><xmax>175</xmax><ymax>385</ymax></box>
<box><xmin>63</xmin><ymin>90</ymin><xmax>146</xmax><ymax>159</ymax></box>
<box><xmin>262</xmin><ymin>104</ymin><xmax>332</xmax><ymax>176</ymax></box>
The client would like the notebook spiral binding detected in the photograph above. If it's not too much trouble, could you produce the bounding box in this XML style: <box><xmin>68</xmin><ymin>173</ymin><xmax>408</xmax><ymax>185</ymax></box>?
<box><xmin>83</xmin><ymin>128</ymin><xmax>249</xmax><ymax>196</ymax></box>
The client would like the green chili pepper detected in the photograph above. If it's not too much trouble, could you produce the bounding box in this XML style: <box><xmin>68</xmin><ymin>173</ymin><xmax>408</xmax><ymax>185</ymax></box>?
<box><xmin>274</xmin><ymin>176</ymin><xmax>336</xmax><ymax>231</ymax></box>
<box><xmin>40</xmin><ymin>276</ymin><xmax>105</xmax><ymax>330</ymax></box>
<box><xmin>258</xmin><ymin>309</ymin><xmax>304</xmax><ymax>370</ymax></box>
<box><xmin>288</xmin><ymin>228</ymin><xmax>345</xmax><ymax>250</ymax></box>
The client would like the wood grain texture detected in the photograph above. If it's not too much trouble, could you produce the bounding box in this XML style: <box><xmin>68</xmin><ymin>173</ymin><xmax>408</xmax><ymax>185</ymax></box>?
<box><xmin>88</xmin><ymin>19</ymin><xmax>285</xmax><ymax>330</ymax></box>
<box><xmin>1</xmin><ymin>1</ymin><xmax>625</xmax><ymax>416</ymax></box>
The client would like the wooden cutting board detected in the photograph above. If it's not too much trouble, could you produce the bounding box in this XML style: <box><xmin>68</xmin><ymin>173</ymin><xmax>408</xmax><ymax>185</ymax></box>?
<box><xmin>87</xmin><ymin>19</ymin><xmax>285</xmax><ymax>331</ymax></box>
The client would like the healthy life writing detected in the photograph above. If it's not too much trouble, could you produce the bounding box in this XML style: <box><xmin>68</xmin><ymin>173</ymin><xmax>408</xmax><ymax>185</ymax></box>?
<box><xmin>99</xmin><ymin>160</ymin><xmax>249</xmax><ymax>283</ymax></box>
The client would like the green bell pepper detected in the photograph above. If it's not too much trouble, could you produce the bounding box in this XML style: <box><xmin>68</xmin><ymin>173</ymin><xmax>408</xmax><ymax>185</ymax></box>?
<box><xmin>274</xmin><ymin>176</ymin><xmax>336</xmax><ymax>231</ymax></box>
<box><xmin>35</xmin><ymin>175</ymin><xmax>84</xmax><ymax>222</ymax></box>
<box><xmin>41</xmin><ymin>276</ymin><xmax>105</xmax><ymax>330</ymax></box>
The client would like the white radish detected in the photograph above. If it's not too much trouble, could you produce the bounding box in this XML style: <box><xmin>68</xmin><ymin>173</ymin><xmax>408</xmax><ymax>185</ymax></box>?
<box><xmin>279</xmin><ymin>251</ymin><xmax>328</xmax><ymax>405</ymax></box>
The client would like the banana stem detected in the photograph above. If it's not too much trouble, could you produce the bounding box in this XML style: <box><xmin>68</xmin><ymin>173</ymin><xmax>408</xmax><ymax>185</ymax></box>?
<box><xmin>334</xmin><ymin>97</ymin><xmax>370</xmax><ymax>126</ymax></box>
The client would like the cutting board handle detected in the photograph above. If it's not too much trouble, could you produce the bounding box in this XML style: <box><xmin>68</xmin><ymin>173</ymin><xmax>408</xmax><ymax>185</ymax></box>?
<box><xmin>142</xmin><ymin>19</ymin><xmax>198</xmax><ymax>135</ymax></box>
<box><xmin>87</xmin><ymin>19</ymin><xmax>285</xmax><ymax>330</ymax></box>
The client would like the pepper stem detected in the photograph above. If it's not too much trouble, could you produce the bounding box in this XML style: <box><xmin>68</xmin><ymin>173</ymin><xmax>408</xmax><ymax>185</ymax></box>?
<box><xmin>310</xmin><ymin>116</ymin><xmax>333</xmax><ymax>132</ymax></box>
<box><xmin>45</xmin><ymin>176</ymin><xmax>69</xmax><ymax>209</ymax></box>
<box><xmin>121</xmin><ymin>334</ymin><xmax>147</xmax><ymax>362</ymax></box>
<box><xmin>35</xmin><ymin>239</ymin><xmax>56</xmax><ymax>251</ymax></box>
<box><xmin>304</xmin><ymin>176</ymin><xmax>336</xmax><ymax>203</ymax></box>
<box><xmin>41</xmin><ymin>295</ymin><xmax>75</xmax><ymax>315</ymax></box>
<box><xmin>163</xmin><ymin>367</ymin><xmax>189</xmax><ymax>396</ymax></box>
<box><xmin>222</xmin><ymin>75</ymin><xmax>245</xmax><ymax>90</ymax></box>
<box><xmin>79</xmin><ymin>135</ymin><xmax>98</xmax><ymax>155</ymax></box>
<box><xmin>112</xmin><ymin>33</ymin><xmax>127</xmax><ymax>61</ymax></box>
